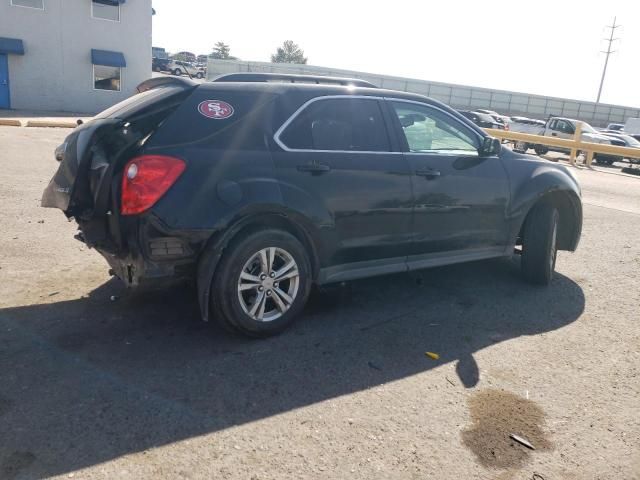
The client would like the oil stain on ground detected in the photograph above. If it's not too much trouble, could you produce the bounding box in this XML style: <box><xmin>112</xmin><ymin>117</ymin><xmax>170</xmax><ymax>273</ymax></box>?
<box><xmin>462</xmin><ymin>389</ymin><xmax>552</xmax><ymax>469</ymax></box>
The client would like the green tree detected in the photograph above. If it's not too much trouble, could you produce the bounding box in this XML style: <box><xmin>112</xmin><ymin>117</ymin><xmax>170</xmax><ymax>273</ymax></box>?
<box><xmin>211</xmin><ymin>42</ymin><xmax>236</xmax><ymax>60</ymax></box>
<box><xmin>271</xmin><ymin>40</ymin><xmax>307</xmax><ymax>64</ymax></box>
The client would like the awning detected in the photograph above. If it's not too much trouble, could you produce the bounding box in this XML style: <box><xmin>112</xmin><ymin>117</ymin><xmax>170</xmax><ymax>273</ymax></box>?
<box><xmin>0</xmin><ymin>37</ymin><xmax>25</xmax><ymax>55</ymax></box>
<box><xmin>91</xmin><ymin>49</ymin><xmax>126</xmax><ymax>68</ymax></box>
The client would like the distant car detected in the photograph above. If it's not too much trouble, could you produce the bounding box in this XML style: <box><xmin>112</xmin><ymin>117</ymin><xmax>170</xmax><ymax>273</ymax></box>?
<box><xmin>600</xmin><ymin>132</ymin><xmax>640</xmax><ymax>164</ymax></box>
<box><xmin>509</xmin><ymin>117</ymin><xmax>547</xmax><ymax>153</ymax></box>
<box><xmin>458</xmin><ymin>110</ymin><xmax>505</xmax><ymax>130</ymax></box>
<box><xmin>606</xmin><ymin>123</ymin><xmax>624</xmax><ymax>132</ymax></box>
<box><xmin>152</xmin><ymin>57</ymin><xmax>171</xmax><ymax>73</ymax></box>
<box><xmin>533</xmin><ymin>117</ymin><xmax>622</xmax><ymax>165</ymax></box>
<box><xmin>168</xmin><ymin>61</ymin><xmax>205</xmax><ymax>79</ymax></box>
<box><xmin>475</xmin><ymin>109</ymin><xmax>511</xmax><ymax>128</ymax></box>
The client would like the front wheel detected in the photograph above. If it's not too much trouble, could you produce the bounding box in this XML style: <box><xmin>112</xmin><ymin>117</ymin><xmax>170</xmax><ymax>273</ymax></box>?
<box><xmin>195</xmin><ymin>72</ymin><xmax>204</xmax><ymax>79</ymax></box>
<box><xmin>211</xmin><ymin>229</ymin><xmax>312</xmax><ymax>337</ymax></box>
<box><xmin>520</xmin><ymin>203</ymin><xmax>559</xmax><ymax>285</ymax></box>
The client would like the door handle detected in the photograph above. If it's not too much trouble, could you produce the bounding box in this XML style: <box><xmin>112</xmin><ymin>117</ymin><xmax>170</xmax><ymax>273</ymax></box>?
<box><xmin>296</xmin><ymin>163</ymin><xmax>331</xmax><ymax>174</ymax></box>
<box><xmin>415</xmin><ymin>168</ymin><xmax>441</xmax><ymax>179</ymax></box>
<box><xmin>551</xmin><ymin>132</ymin><xmax>557</xmax><ymax>136</ymax></box>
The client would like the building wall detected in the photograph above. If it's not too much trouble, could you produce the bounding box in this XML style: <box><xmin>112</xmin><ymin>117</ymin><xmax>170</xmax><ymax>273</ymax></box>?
<box><xmin>0</xmin><ymin>0</ymin><xmax>151</xmax><ymax>113</ymax></box>
<box><xmin>207</xmin><ymin>60</ymin><xmax>640</xmax><ymax>127</ymax></box>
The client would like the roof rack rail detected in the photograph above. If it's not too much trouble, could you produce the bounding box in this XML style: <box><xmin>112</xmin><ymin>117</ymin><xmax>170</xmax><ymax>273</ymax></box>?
<box><xmin>211</xmin><ymin>73</ymin><xmax>377</xmax><ymax>88</ymax></box>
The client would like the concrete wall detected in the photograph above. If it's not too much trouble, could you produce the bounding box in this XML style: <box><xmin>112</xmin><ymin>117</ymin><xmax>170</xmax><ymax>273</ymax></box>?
<box><xmin>0</xmin><ymin>0</ymin><xmax>151</xmax><ymax>114</ymax></box>
<box><xmin>207</xmin><ymin>59</ymin><xmax>640</xmax><ymax>128</ymax></box>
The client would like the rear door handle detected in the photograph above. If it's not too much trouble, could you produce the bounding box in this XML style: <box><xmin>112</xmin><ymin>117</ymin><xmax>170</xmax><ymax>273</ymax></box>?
<box><xmin>415</xmin><ymin>168</ymin><xmax>441</xmax><ymax>179</ymax></box>
<box><xmin>551</xmin><ymin>132</ymin><xmax>557</xmax><ymax>137</ymax></box>
<box><xmin>297</xmin><ymin>163</ymin><xmax>331</xmax><ymax>174</ymax></box>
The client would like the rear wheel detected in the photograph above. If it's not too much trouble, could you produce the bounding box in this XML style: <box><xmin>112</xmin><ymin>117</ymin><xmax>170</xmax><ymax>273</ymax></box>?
<box><xmin>514</xmin><ymin>141</ymin><xmax>528</xmax><ymax>153</ymax></box>
<box><xmin>211</xmin><ymin>229</ymin><xmax>312</xmax><ymax>337</ymax></box>
<box><xmin>520</xmin><ymin>202</ymin><xmax>559</xmax><ymax>285</ymax></box>
<box><xmin>196</xmin><ymin>72</ymin><xmax>204</xmax><ymax>79</ymax></box>
<box><xmin>534</xmin><ymin>145</ymin><xmax>549</xmax><ymax>156</ymax></box>
<box><xmin>172</xmin><ymin>68</ymin><xmax>182</xmax><ymax>76</ymax></box>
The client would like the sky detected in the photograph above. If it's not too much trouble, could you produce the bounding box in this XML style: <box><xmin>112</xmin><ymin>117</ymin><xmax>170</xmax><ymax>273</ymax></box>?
<box><xmin>152</xmin><ymin>0</ymin><xmax>640</xmax><ymax>108</ymax></box>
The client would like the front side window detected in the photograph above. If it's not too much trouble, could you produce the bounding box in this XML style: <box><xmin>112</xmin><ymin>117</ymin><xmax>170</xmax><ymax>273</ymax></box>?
<box><xmin>94</xmin><ymin>65</ymin><xmax>121</xmax><ymax>91</ymax></box>
<box><xmin>557</xmin><ymin>120</ymin><xmax>574</xmax><ymax>134</ymax></box>
<box><xmin>11</xmin><ymin>0</ymin><xmax>44</xmax><ymax>9</ymax></box>
<box><xmin>278</xmin><ymin>98</ymin><xmax>390</xmax><ymax>152</ymax></box>
<box><xmin>391</xmin><ymin>102</ymin><xmax>478</xmax><ymax>154</ymax></box>
<box><xmin>92</xmin><ymin>0</ymin><xmax>120</xmax><ymax>21</ymax></box>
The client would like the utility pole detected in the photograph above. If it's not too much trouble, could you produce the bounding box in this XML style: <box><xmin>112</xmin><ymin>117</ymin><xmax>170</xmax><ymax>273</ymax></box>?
<box><xmin>596</xmin><ymin>16</ymin><xmax>620</xmax><ymax>104</ymax></box>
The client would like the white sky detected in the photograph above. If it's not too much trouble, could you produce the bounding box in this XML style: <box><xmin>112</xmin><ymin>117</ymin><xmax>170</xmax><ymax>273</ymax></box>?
<box><xmin>152</xmin><ymin>0</ymin><xmax>640</xmax><ymax>108</ymax></box>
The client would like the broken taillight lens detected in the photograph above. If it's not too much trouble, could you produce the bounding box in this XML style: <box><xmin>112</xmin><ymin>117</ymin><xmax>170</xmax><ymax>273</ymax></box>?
<box><xmin>121</xmin><ymin>155</ymin><xmax>185</xmax><ymax>215</ymax></box>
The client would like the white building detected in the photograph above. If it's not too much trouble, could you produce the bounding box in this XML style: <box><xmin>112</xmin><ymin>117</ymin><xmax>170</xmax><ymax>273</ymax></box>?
<box><xmin>0</xmin><ymin>0</ymin><xmax>152</xmax><ymax>113</ymax></box>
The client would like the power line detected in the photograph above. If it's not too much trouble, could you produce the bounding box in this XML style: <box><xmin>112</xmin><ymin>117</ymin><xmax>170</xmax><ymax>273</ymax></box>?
<box><xmin>596</xmin><ymin>16</ymin><xmax>621</xmax><ymax>104</ymax></box>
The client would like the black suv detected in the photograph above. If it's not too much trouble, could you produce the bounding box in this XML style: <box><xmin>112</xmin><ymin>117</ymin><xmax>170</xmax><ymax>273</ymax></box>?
<box><xmin>42</xmin><ymin>73</ymin><xmax>582</xmax><ymax>337</ymax></box>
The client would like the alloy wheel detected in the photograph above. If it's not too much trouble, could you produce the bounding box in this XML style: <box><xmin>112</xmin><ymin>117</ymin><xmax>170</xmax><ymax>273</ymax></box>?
<box><xmin>237</xmin><ymin>247</ymin><xmax>300</xmax><ymax>322</ymax></box>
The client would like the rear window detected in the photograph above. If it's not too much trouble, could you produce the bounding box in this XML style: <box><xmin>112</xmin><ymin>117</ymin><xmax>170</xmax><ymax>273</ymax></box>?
<box><xmin>146</xmin><ymin>88</ymin><xmax>279</xmax><ymax>149</ymax></box>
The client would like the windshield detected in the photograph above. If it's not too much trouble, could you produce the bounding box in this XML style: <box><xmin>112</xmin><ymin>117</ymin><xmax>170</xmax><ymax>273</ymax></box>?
<box><xmin>579</xmin><ymin>122</ymin><xmax>598</xmax><ymax>133</ymax></box>
<box><xmin>617</xmin><ymin>134</ymin><xmax>640</xmax><ymax>147</ymax></box>
<box><xmin>475</xmin><ymin>112</ymin><xmax>496</xmax><ymax>123</ymax></box>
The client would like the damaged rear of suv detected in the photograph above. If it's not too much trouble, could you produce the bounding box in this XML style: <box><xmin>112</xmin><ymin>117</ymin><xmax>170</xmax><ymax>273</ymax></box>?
<box><xmin>43</xmin><ymin>73</ymin><xmax>582</xmax><ymax>338</ymax></box>
<box><xmin>42</xmin><ymin>77</ymin><xmax>199</xmax><ymax>288</ymax></box>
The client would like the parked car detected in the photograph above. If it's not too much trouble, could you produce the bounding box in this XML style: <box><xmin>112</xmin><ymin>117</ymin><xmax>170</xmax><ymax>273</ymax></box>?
<box><xmin>509</xmin><ymin>117</ymin><xmax>546</xmax><ymax>153</ymax></box>
<box><xmin>606</xmin><ymin>123</ymin><xmax>624</xmax><ymax>132</ymax></box>
<box><xmin>458</xmin><ymin>110</ymin><xmax>505</xmax><ymax>130</ymax></box>
<box><xmin>600</xmin><ymin>132</ymin><xmax>640</xmax><ymax>164</ymax></box>
<box><xmin>530</xmin><ymin>117</ymin><xmax>623</xmax><ymax>165</ymax></box>
<box><xmin>475</xmin><ymin>109</ymin><xmax>511</xmax><ymax>128</ymax></box>
<box><xmin>168</xmin><ymin>60</ymin><xmax>205</xmax><ymax>79</ymax></box>
<box><xmin>41</xmin><ymin>73</ymin><xmax>582</xmax><ymax>337</ymax></box>
<box><xmin>152</xmin><ymin>57</ymin><xmax>171</xmax><ymax>73</ymax></box>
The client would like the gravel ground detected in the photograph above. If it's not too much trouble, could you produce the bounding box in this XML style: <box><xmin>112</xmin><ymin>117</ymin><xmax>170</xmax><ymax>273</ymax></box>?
<box><xmin>0</xmin><ymin>126</ymin><xmax>639</xmax><ymax>480</ymax></box>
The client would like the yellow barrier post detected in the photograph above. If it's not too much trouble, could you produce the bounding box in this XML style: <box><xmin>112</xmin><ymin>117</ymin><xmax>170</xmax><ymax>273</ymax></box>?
<box><xmin>586</xmin><ymin>151</ymin><xmax>594</xmax><ymax>168</ymax></box>
<box><xmin>569</xmin><ymin>122</ymin><xmax>582</xmax><ymax>165</ymax></box>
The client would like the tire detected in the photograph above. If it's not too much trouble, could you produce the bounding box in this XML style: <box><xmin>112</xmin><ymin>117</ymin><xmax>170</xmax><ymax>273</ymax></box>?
<box><xmin>196</xmin><ymin>72</ymin><xmax>203</xmax><ymax>79</ymax></box>
<box><xmin>534</xmin><ymin>145</ymin><xmax>549</xmax><ymax>156</ymax></box>
<box><xmin>173</xmin><ymin>69</ymin><xmax>182</xmax><ymax>76</ymax></box>
<box><xmin>514</xmin><ymin>141</ymin><xmax>528</xmax><ymax>153</ymax></box>
<box><xmin>520</xmin><ymin>202</ymin><xmax>559</xmax><ymax>285</ymax></box>
<box><xmin>211</xmin><ymin>229</ymin><xmax>312</xmax><ymax>337</ymax></box>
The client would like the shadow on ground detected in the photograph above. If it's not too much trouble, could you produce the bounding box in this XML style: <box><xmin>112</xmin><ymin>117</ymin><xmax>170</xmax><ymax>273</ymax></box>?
<box><xmin>0</xmin><ymin>258</ymin><xmax>585</xmax><ymax>478</ymax></box>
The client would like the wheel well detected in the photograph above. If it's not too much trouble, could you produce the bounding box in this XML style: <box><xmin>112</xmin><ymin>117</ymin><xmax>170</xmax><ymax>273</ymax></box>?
<box><xmin>221</xmin><ymin>213</ymin><xmax>321</xmax><ymax>280</ymax></box>
<box><xmin>519</xmin><ymin>191</ymin><xmax>581</xmax><ymax>251</ymax></box>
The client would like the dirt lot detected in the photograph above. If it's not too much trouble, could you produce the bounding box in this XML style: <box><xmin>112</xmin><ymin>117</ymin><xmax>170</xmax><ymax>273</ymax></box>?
<box><xmin>1</xmin><ymin>126</ymin><xmax>639</xmax><ymax>480</ymax></box>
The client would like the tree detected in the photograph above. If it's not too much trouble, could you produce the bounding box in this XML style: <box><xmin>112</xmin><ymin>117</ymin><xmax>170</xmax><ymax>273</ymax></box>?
<box><xmin>211</xmin><ymin>42</ymin><xmax>236</xmax><ymax>60</ymax></box>
<box><xmin>271</xmin><ymin>40</ymin><xmax>307</xmax><ymax>64</ymax></box>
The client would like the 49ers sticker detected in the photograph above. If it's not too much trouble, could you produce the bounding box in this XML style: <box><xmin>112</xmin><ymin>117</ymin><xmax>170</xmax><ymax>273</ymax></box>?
<box><xmin>197</xmin><ymin>100</ymin><xmax>234</xmax><ymax>119</ymax></box>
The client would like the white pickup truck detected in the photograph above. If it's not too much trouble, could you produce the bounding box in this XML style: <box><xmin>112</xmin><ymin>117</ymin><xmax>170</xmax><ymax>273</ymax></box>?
<box><xmin>513</xmin><ymin>117</ymin><xmax>623</xmax><ymax>165</ymax></box>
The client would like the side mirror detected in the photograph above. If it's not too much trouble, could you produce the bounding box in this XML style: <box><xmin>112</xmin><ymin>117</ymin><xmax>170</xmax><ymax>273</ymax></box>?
<box><xmin>479</xmin><ymin>136</ymin><xmax>501</xmax><ymax>156</ymax></box>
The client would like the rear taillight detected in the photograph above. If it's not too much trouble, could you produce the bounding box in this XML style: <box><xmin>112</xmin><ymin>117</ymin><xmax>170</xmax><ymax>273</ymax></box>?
<box><xmin>121</xmin><ymin>155</ymin><xmax>185</xmax><ymax>215</ymax></box>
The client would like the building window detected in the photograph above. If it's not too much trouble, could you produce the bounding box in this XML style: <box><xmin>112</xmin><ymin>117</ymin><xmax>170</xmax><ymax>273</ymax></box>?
<box><xmin>92</xmin><ymin>0</ymin><xmax>120</xmax><ymax>21</ymax></box>
<box><xmin>11</xmin><ymin>0</ymin><xmax>44</xmax><ymax>9</ymax></box>
<box><xmin>94</xmin><ymin>65</ymin><xmax>121</xmax><ymax>91</ymax></box>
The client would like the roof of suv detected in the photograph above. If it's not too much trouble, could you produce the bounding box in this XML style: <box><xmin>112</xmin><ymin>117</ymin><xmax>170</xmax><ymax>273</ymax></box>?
<box><xmin>137</xmin><ymin>75</ymin><xmax>451</xmax><ymax>109</ymax></box>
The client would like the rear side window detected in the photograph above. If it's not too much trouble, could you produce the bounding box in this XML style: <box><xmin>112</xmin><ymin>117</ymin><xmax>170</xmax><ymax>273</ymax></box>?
<box><xmin>278</xmin><ymin>98</ymin><xmax>390</xmax><ymax>152</ymax></box>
